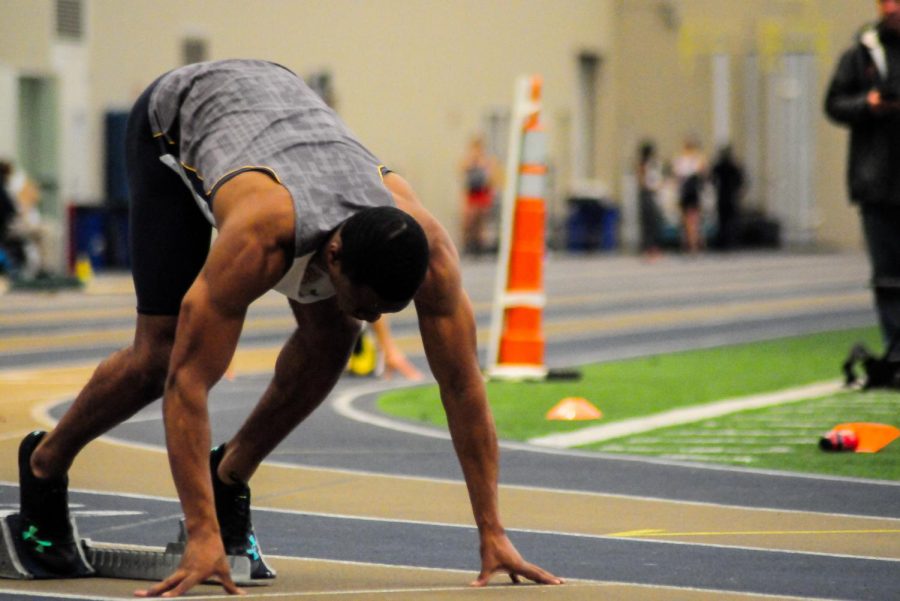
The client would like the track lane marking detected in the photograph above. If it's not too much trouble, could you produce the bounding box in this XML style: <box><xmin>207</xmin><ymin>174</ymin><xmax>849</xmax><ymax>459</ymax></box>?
<box><xmin>0</xmin><ymin>290</ymin><xmax>869</xmax><ymax>354</ymax></box>
<box><xmin>0</xmin><ymin>271</ymin><xmax>863</xmax><ymax>326</ymax></box>
<box><xmin>528</xmin><ymin>380</ymin><xmax>845</xmax><ymax>448</ymax></box>
<box><xmin>2</xmin><ymin>482</ymin><xmax>896</xmax><ymax>564</ymax></box>
<box><xmin>0</xmin><ymin>574</ymin><xmax>842</xmax><ymax>601</ymax></box>
<box><xmin>331</xmin><ymin>383</ymin><xmax>900</xmax><ymax>492</ymax></box>
<box><xmin>609</xmin><ymin>528</ymin><xmax>900</xmax><ymax>537</ymax></box>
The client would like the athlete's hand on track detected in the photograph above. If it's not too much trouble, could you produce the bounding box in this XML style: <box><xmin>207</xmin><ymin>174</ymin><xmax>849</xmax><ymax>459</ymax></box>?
<box><xmin>471</xmin><ymin>530</ymin><xmax>564</xmax><ymax>587</ymax></box>
<box><xmin>134</xmin><ymin>534</ymin><xmax>245</xmax><ymax>597</ymax></box>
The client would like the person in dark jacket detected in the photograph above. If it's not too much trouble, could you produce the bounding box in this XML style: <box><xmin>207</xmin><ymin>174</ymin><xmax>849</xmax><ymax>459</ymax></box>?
<box><xmin>825</xmin><ymin>0</ymin><xmax>900</xmax><ymax>358</ymax></box>
<box><xmin>0</xmin><ymin>162</ymin><xmax>23</xmax><ymax>272</ymax></box>
<box><xmin>636</xmin><ymin>140</ymin><xmax>664</xmax><ymax>259</ymax></box>
<box><xmin>710</xmin><ymin>145</ymin><xmax>744</xmax><ymax>251</ymax></box>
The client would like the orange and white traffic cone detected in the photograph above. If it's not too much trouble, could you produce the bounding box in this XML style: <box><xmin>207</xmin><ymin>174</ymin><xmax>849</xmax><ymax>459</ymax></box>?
<box><xmin>487</xmin><ymin>76</ymin><xmax>549</xmax><ymax>380</ymax></box>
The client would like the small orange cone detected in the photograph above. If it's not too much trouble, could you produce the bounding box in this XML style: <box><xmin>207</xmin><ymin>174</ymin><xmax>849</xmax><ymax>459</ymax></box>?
<box><xmin>546</xmin><ymin>397</ymin><xmax>602</xmax><ymax>421</ymax></box>
<box><xmin>820</xmin><ymin>422</ymin><xmax>900</xmax><ymax>453</ymax></box>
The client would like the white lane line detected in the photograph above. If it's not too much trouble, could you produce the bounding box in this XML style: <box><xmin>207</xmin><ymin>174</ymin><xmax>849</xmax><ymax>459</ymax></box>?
<box><xmin>70</xmin><ymin>510</ymin><xmax>145</xmax><ymax>518</ymax></box>
<box><xmin>527</xmin><ymin>380</ymin><xmax>845</xmax><ymax>448</ymax></box>
<box><xmin>601</xmin><ymin>446</ymin><xmax>795</xmax><ymax>455</ymax></box>
<box><xmin>0</xmin><ymin>580</ymin><xmax>851</xmax><ymax>601</ymax></box>
<box><xmin>158</xmin><ymin>585</ymin><xmax>563</xmax><ymax>599</ymax></box>
<box><xmin>331</xmin><ymin>380</ymin><xmax>451</xmax><ymax>442</ymax></box>
<box><xmin>168</xmin><ymin>582</ymin><xmax>851</xmax><ymax>601</ymax></box>
<box><xmin>26</xmin><ymin>382</ymin><xmax>900</xmax><ymax>523</ymax></box>
<box><xmin>2</xmin><ymin>481</ymin><xmax>896</xmax><ymax>561</ymax></box>
<box><xmin>330</xmin><ymin>380</ymin><xmax>900</xmax><ymax>489</ymax></box>
<box><xmin>0</xmin><ymin>591</ymin><xmax>128</xmax><ymax>601</ymax></box>
<box><xmin>9</xmin><ymin>436</ymin><xmax>900</xmax><ymax>527</ymax></box>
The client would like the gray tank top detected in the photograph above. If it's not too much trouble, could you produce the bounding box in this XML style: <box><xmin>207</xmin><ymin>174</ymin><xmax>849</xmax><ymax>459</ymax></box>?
<box><xmin>147</xmin><ymin>59</ymin><xmax>395</xmax><ymax>259</ymax></box>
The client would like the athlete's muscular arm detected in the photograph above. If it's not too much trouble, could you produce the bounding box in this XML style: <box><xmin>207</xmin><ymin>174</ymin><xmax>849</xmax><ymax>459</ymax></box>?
<box><xmin>385</xmin><ymin>173</ymin><xmax>561</xmax><ymax>587</ymax></box>
<box><xmin>137</xmin><ymin>173</ymin><xmax>294</xmax><ymax>598</ymax></box>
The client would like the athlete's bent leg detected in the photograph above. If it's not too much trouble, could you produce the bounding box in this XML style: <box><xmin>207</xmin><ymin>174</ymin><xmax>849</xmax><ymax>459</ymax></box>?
<box><xmin>30</xmin><ymin>314</ymin><xmax>178</xmax><ymax>479</ymax></box>
<box><xmin>215</xmin><ymin>298</ymin><xmax>362</xmax><ymax>484</ymax></box>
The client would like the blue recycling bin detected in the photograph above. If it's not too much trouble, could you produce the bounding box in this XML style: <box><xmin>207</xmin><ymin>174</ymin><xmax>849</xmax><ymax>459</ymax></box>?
<box><xmin>600</xmin><ymin>206</ymin><xmax>619</xmax><ymax>251</ymax></box>
<box><xmin>566</xmin><ymin>197</ymin><xmax>619</xmax><ymax>252</ymax></box>
<box><xmin>73</xmin><ymin>208</ymin><xmax>108</xmax><ymax>269</ymax></box>
<box><xmin>70</xmin><ymin>206</ymin><xmax>130</xmax><ymax>271</ymax></box>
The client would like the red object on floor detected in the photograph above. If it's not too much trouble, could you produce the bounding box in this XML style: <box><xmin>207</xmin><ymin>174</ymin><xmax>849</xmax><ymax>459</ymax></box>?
<box><xmin>819</xmin><ymin>422</ymin><xmax>900</xmax><ymax>453</ymax></box>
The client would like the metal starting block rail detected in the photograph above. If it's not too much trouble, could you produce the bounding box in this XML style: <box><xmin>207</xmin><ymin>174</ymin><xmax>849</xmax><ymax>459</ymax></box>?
<box><xmin>82</xmin><ymin>540</ymin><xmax>258</xmax><ymax>586</ymax></box>
<box><xmin>0</xmin><ymin>512</ymin><xmax>271</xmax><ymax>586</ymax></box>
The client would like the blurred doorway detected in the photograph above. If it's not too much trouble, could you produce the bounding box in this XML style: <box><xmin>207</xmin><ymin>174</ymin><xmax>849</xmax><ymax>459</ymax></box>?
<box><xmin>765</xmin><ymin>53</ymin><xmax>816</xmax><ymax>246</ymax></box>
<box><xmin>574</xmin><ymin>51</ymin><xmax>601</xmax><ymax>182</ymax></box>
<box><xmin>17</xmin><ymin>75</ymin><xmax>60</xmax><ymax>218</ymax></box>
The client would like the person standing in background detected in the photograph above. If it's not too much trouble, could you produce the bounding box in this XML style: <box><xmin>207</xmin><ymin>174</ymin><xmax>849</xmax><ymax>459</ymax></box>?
<box><xmin>0</xmin><ymin>160</ymin><xmax>55</xmax><ymax>278</ymax></box>
<box><xmin>672</xmin><ymin>136</ymin><xmax>707</xmax><ymax>255</ymax></box>
<box><xmin>710</xmin><ymin>145</ymin><xmax>745</xmax><ymax>251</ymax></box>
<box><xmin>460</xmin><ymin>136</ymin><xmax>499</xmax><ymax>256</ymax></box>
<box><xmin>636</xmin><ymin>140</ymin><xmax>664</xmax><ymax>260</ymax></box>
<box><xmin>825</xmin><ymin>0</ymin><xmax>900</xmax><ymax>359</ymax></box>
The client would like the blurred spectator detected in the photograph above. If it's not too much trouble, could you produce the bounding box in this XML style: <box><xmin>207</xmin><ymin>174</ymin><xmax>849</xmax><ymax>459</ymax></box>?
<box><xmin>0</xmin><ymin>165</ymin><xmax>20</xmax><ymax>275</ymax></box>
<box><xmin>825</xmin><ymin>0</ymin><xmax>900</xmax><ymax>358</ymax></box>
<box><xmin>459</xmin><ymin>135</ymin><xmax>499</xmax><ymax>255</ymax></box>
<box><xmin>0</xmin><ymin>160</ymin><xmax>53</xmax><ymax>278</ymax></box>
<box><xmin>672</xmin><ymin>136</ymin><xmax>707</xmax><ymax>254</ymax></box>
<box><xmin>0</xmin><ymin>165</ymin><xmax>15</xmax><ymax>239</ymax></box>
<box><xmin>636</xmin><ymin>140</ymin><xmax>664</xmax><ymax>260</ymax></box>
<box><xmin>711</xmin><ymin>145</ymin><xmax>745</xmax><ymax>251</ymax></box>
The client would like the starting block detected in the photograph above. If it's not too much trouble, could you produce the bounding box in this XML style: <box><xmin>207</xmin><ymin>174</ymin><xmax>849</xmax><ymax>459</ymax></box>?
<box><xmin>0</xmin><ymin>513</ymin><xmax>272</xmax><ymax>586</ymax></box>
<box><xmin>82</xmin><ymin>540</ymin><xmax>257</xmax><ymax>585</ymax></box>
<box><xmin>0</xmin><ymin>512</ymin><xmax>93</xmax><ymax>579</ymax></box>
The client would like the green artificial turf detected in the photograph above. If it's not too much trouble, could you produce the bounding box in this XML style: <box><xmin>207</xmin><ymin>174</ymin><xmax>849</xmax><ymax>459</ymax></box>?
<box><xmin>377</xmin><ymin>326</ymin><xmax>900</xmax><ymax>479</ymax></box>
<box><xmin>586</xmin><ymin>389</ymin><xmax>900</xmax><ymax>481</ymax></box>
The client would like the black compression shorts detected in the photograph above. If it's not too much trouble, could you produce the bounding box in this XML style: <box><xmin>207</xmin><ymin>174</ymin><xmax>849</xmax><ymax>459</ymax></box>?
<box><xmin>126</xmin><ymin>78</ymin><xmax>212</xmax><ymax>316</ymax></box>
